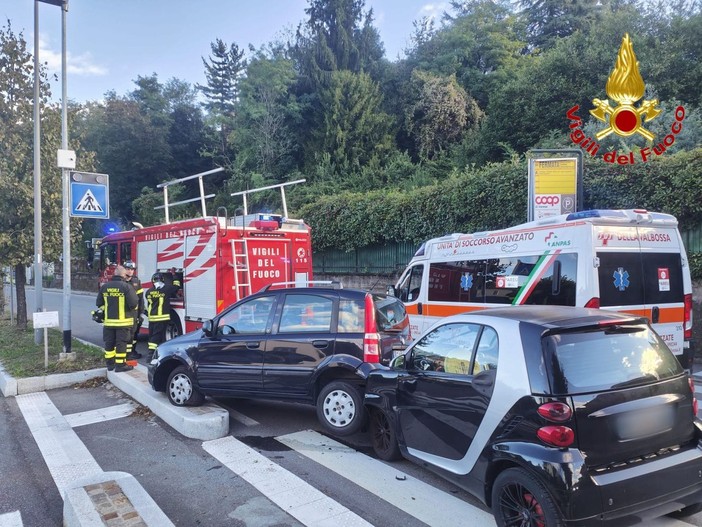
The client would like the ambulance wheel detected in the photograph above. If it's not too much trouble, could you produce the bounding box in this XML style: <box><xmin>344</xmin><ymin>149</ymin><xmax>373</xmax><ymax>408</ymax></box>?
<box><xmin>166</xmin><ymin>315</ymin><xmax>182</xmax><ymax>341</ymax></box>
<box><xmin>167</xmin><ymin>366</ymin><xmax>204</xmax><ymax>406</ymax></box>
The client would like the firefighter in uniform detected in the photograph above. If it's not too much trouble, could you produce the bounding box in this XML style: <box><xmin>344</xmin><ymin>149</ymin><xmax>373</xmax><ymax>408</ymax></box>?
<box><xmin>96</xmin><ymin>265</ymin><xmax>139</xmax><ymax>372</ymax></box>
<box><xmin>123</xmin><ymin>260</ymin><xmax>144</xmax><ymax>359</ymax></box>
<box><xmin>145</xmin><ymin>272</ymin><xmax>181</xmax><ymax>359</ymax></box>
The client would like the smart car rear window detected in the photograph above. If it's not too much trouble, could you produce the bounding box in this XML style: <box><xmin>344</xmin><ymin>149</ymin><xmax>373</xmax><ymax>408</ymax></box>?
<box><xmin>542</xmin><ymin>326</ymin><xmax>682</xmax><ymax>395</ymax></box>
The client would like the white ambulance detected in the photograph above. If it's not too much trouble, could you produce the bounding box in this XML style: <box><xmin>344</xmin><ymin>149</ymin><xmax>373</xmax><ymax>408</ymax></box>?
<box><xmin>393</xmin><ymin>209</ymin><xmax>694</xmax><ymax>368</ymax></box>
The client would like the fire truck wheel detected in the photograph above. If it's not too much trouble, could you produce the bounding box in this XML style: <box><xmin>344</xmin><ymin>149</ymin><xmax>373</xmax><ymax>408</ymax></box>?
<box><xmin>166</xmin><ymin>316</ymin><xmax>183</xmax><ymax>341</ymax></box>
<box><xmin>316</xmin><ymin>380</ymin><xmax>365</xmax><ymax>436</ymax></box>
<box><xmin>167</xmin><ymin>366</ymin><xmax>204</xmax><ymax>406</ymax></box>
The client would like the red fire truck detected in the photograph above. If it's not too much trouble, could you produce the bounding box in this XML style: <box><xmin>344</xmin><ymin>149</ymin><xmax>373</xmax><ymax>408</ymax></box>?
<box><xmin>97</xmin><ymin>170</ymin><xmax>313</xmax><ymax>338</ymax></box>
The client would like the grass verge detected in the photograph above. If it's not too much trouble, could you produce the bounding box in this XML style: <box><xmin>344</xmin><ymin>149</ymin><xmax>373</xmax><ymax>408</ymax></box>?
<box><xmin>0</xmin><ymin>315</ymin><xmax>104</xmax><ymax>378</ymax></box>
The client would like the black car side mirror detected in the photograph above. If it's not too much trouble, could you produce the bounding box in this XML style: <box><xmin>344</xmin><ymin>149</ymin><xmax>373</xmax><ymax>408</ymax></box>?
<box><xmin>202</xmin><ymin>319</ymin><xmax>213</xmax><ymax>337</ymax></box>
<box><xmin>386</xmin><ymin>285</ymin><xmax>396</xmax><ymax>297</ymax></box>
<box><xmin>390</xmin><ymin>354</ymin><xmax>406</xmax><ymax>370</ymax></box>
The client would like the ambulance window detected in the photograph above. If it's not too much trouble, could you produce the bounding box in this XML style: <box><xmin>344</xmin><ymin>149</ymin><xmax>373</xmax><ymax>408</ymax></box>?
<box><xmin>524</xmin><ymin>253</ymin><xmax>577</xmax><ymax>306</ymax></box>
<box><xmin>485</xmin><ymin>257</ymin><xmax>539</xmax><ymax>304</ymax></box>
<box><xmin>641</xmin><ymin>253</ymin><xmax>684</xmax><ymax>304</ymax></box>
<box><xmin>397</xmin><ymin>265</ymin><xmax>424</xmax><ymax>303</ymax></box>
<box><xmin>597</xmin><ymin>252</ymin><xmax>645</xmax><ymax>307</ymax></box>
<box><xmin>428</xmin><ymin>261</ymin><xmax>485</xmax><ymax>303</ymax></box>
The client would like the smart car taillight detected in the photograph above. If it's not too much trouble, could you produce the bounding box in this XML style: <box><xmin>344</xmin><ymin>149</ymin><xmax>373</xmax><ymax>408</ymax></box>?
<box><xmin>584</xmin><ymin>297</ymin><xmax>600</xmax><ymax>308</ymax></box>
<box><xmin>537</xmin><ymin>426</ymin><xmax>575</xmax><ymax>448</ymax></box>
<box><xmin>363</xmin><ymin>293</ymin><xmax>380</xmax><ymax>363</ymax></box>
<box><xmin>684</xmin><ymin>294</ymin><xmax>693</xmax><ymax>339</ymax></box>
<box><xmin>689</xmin><ymin>377</ymin><xmax>698</xmax><ymax>416</ymax></box>
<box><xmin>537</xmin><ymin>402</ymin><xmax>572</xmax><ymax>422</ymax></box>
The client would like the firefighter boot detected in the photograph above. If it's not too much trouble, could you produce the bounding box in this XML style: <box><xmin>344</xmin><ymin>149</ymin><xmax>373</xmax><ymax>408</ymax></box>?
<box><xmin>105</xmin><ymin>358</ymin><xmax>115</xmax><ymax>371</ymax></box>
<box><xmin>114</xmin><ymin>363</ymin><xmax>134</xmax><ymax>373</ymax></box>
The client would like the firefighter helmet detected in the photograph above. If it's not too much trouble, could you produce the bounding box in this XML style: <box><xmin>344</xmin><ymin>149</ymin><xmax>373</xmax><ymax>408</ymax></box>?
<box><xmin>91</xmin><ymin>308</ymin><xmax>104</xmax><ymax>323</ymax></box>
<box><xmin>123</xmin><ymin>260</ymin><xmax>136</xmax><ymax>270</ymax></box>
<box><xmin>152</xmin><ymin>272</ymin><xmax>164</xmax><ymax>283</ymax></box>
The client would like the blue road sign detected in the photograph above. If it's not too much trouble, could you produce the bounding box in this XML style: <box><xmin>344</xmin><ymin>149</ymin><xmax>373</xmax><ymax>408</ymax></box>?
<box><xmin>70</xmin><ymin>172</ymin><xmax>109</xmax><ymax>219</ymax></box>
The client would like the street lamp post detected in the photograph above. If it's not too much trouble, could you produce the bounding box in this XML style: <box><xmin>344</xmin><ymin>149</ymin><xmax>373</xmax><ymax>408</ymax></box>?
<box><xmin>33</xmin><ymin>0</ymin><xmax>43</xmax><ymax>343</ymax></box>
<box><xmin>60</xmin><ymin>0</ymin><xmax>73</xmax><ymax>355</ymax></box>
<box><xmin>35</xmin><ymin>0</ymin><xmax>73</xmax><ymax>351</ymax></box>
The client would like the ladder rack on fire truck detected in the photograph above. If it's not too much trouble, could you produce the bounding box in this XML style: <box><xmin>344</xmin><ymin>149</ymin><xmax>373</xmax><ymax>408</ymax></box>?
<box><xmin>228</xmin><ymin>179</ymin><xmax>307</xmax><ymax>298</ymax></box>
<box><xmin>154</xmin><ymin>167</ymin><xmax>225</xmax><ymax>224</ymax></box>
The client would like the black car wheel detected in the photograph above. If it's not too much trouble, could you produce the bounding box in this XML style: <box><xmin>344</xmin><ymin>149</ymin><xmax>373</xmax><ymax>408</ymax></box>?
<box><xmin>370</xmin><ymin>408</ymin><xmax>402</xmax><ymax>461</ymax></box>
<box><xmin>317</xmin><ymin>380</ymin><xmax>365</xmax><ymax>436</ymax></box>
<box><xmin>167</xmin><ymin>366</ymin><xmax>204</xmax><ymax>407</ymax></box>
<box><xmin>492</xmin><ymin>468</ymin><xmax>563</xmax><ymax>527</ymax></box>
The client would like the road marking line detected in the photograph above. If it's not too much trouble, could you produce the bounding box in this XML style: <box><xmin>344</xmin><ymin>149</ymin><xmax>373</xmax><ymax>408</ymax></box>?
<box><xmin>203</xmin><ymin>435</ymin><xmax>372</xmax><ymax>527</ymax></box>
<box><xmin>15</xmin><ymin>392</ymin><xmax>102</xmax><ymax>497</ymax></box>
<box><xmin>278</xmin><ymin>430</ymin><xmax>499</xmax><ymax>526</ymax></box>
<box><xmin>0</xmin><ymin>511</ymin><xmax>22</xmax><ymax>527</ymax></box>
<box><xmin>226</xmin><ymin>407</ymin><xmax>260</xmax><ymax>427</ymax></box>
<box><xmin>64</xmin><ymin>402</ymin><xmax>137</xmax><ymax>428</ymax></box>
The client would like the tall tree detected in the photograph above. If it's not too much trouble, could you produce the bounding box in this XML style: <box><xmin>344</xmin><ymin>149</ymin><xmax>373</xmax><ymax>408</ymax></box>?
<box><xmin>404</xmin><ymin>70</ymin><xmax>483</xmax><ymax>161</ymax></box>
<box><xmin>0</xmin><ymin>22</ymin><xmax>83</xmax><ymax>328</ymax></box>
<box><xmin>518</xmin><ymin>0</ymin><xmax>603</xmax><ymax>52</ymax></box>
<box><xmin>198</xmin><ymin>39</ymin><xmax>246</xmax><ymax>170</ymax></box>
<box><xmin>234</xmin><ymin>49</ymin><xmax>302</xmax><ymax>181</ymax></box>
<box><xmin>309</xmin><ymin>70</ymin><xmax>393</xmax><ymax>174</ymax></box>
<box><xmin>294</xmin><ymin>0</ymin><xmax>384</xmax><ymax>85</ymax></box>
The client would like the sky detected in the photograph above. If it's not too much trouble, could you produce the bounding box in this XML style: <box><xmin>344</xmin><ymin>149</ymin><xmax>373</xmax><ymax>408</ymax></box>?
<box><xmin>1</xmin><ymin>0</ymin><xmax>452</xmax><ymax>103</ymax></box>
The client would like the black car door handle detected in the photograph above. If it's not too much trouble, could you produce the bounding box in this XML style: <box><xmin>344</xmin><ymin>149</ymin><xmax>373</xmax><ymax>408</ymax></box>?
<box><xmin>312</xmin><ymin>340</ymin><xmax>329</xmax><ymax>349</ymax></box>
<box><xmin>246</xmin><ymin>341</ymin><xmax>261</xmax><ymax>349</ymax></box>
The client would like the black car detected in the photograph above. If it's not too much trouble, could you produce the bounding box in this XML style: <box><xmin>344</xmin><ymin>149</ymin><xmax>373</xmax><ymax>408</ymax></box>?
<box><xmin>364</xmin><ymin>306</ymin><xmax>702</xmax><ymax>526</ymax></box>
<box><xmin>148</xmin><ymin>285</ymin><xmax>410</xmax><ymax>436</ymax></box>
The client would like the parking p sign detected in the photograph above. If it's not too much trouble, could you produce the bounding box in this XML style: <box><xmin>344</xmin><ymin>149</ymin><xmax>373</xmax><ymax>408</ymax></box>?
<box><xmin>70</xmin><ymin>171</ymin><xmax>109</xmax><ymax>219</ymax></box>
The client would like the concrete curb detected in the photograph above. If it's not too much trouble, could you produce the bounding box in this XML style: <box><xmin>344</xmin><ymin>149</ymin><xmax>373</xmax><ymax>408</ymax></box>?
<box><xmin>107</xmin><ymin>364</ymin><xmax>229</xmax><ymax>441</ymax></box>
<box><xmin>0</xmin><ymin>365</ymin><xmax>106</xmax><ymax>397</ymax></box>
<box><xmin>63</xmin><ymin>471</ymin><xmax>174</xmax><ymax>527</ymax></box>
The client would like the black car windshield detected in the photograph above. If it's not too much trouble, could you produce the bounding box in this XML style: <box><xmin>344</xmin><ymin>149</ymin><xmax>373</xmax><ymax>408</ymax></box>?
<box><xmin>542</xmin><ymin>325</ymin><xmax>682</xmax><ymax>395</ymax></box>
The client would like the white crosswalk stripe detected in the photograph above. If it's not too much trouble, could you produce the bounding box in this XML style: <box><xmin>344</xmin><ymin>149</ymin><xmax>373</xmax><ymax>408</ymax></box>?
<box><xmin>0</xmin><ymin>511</ymin><xmax>23</xmax><ymax>527</ymax></box>
<box><xmin>15</xmin><ymin>392</ymin><xmax>102</xmax><ymax>497</ymax></box>
<box><xmin>278</xmin><ymin>430</ymin><xmax>494</xmax><ymax>526</ymax></box>
<box><xmin>64</xmin><ymin>402</ymin><xmax>136</xmax><ymax>428</ymax></box>
<box><xmin>203</xmin><ymin>435</ymin><xmax>372</xmax><ymax>527</ymax></box>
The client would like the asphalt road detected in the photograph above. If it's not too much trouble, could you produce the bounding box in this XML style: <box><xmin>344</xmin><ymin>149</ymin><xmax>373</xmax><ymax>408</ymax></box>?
<box><xmin>3</xmin><ymin>287</ymin><xmax>702</xmax><ymax>526</ymax></box>
<box><xmin>5</xmin><ymin>285</ymin><xmax>104</xmax><ymax>346</ymax></box>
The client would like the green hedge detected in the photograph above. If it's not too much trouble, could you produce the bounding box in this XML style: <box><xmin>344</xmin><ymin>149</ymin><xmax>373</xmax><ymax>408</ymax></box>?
<box><xmin>299</xmin><ymin>147</ymin><xmax>702</xmax><ymax>254</ymax></box>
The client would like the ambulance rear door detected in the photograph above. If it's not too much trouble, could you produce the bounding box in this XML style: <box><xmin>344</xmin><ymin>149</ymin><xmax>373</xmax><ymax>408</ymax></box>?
<box><xmin>595</xmin><ymin>222</ymin><xmax>686</xmax><ymax>360</ymax></box>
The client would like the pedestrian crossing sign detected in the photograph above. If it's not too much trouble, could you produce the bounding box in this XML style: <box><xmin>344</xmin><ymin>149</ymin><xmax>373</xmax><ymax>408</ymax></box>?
<box><xmin>70</xmin><ymin>171</ymin><xmax>110</xmax><ymax>218</ymax></box>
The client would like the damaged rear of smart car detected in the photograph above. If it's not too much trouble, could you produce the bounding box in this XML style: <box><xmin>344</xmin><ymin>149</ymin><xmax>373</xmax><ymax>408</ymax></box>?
<box><xmin>365</xmin><ymin>306</ymin><xmax>702</xmax><ymax>526</ymax></box>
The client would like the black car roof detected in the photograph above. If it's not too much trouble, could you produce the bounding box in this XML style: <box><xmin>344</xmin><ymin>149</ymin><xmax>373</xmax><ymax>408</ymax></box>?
<box><xmin>466</xmin><ymin>305</ymin><xmax>645</xmax><ymax>329</ymax></box>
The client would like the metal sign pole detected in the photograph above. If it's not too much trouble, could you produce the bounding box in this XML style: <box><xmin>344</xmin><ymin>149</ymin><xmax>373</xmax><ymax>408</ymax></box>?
<box><xmin>33</xmin><ymin>0</ymin><xmax>44</xmax><ymax>343</ymax></box>
<box><xmin>60</xmin><ymin>1</ymin><xmax>72</xmax><ymax>355</ymax></box>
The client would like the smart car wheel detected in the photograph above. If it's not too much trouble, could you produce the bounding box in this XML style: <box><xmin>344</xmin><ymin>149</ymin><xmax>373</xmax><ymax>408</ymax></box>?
<box><xmin>316</xmin><ymin>381</ymin><xmax>365</xmax><ymax>437</ymax></box>
<box><xmin>492</xmin><ymin>468</ymin><xmax>563</xmax><ymax>527</ymax></box>
<box><xmin>167</xmin><ymin>366</ymin><xmax>204</xmax><ymax>407</ymax></box>
<box><xmin>370</xmin><ymin>408</ymin><xmax>402</xmax><ymax>461</ymax></box>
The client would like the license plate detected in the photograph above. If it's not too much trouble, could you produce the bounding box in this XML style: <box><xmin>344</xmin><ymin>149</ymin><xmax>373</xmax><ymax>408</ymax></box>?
<box><xmin>617</xmin><ymin>405</ymin><xmax>675</xmax><ymax>440</ymax></box>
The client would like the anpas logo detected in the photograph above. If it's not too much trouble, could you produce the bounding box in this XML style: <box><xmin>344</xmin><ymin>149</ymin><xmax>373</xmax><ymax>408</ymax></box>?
<box><xmin>566</xmin><ymin>34</ymin><xmax>686</xmax><ymax>165</ymax></box>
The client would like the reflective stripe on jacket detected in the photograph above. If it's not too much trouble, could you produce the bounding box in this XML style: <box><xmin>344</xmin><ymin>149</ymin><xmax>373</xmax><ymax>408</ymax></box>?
<box><xmin>146</xmin><ymin>284</ymin><xmax>179</xmax><ymax>322</ymax></box>
<box><xmin>97</xmin><ymin>279</ymin><xmax>139</xmax><ymax>327</ymax></box>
